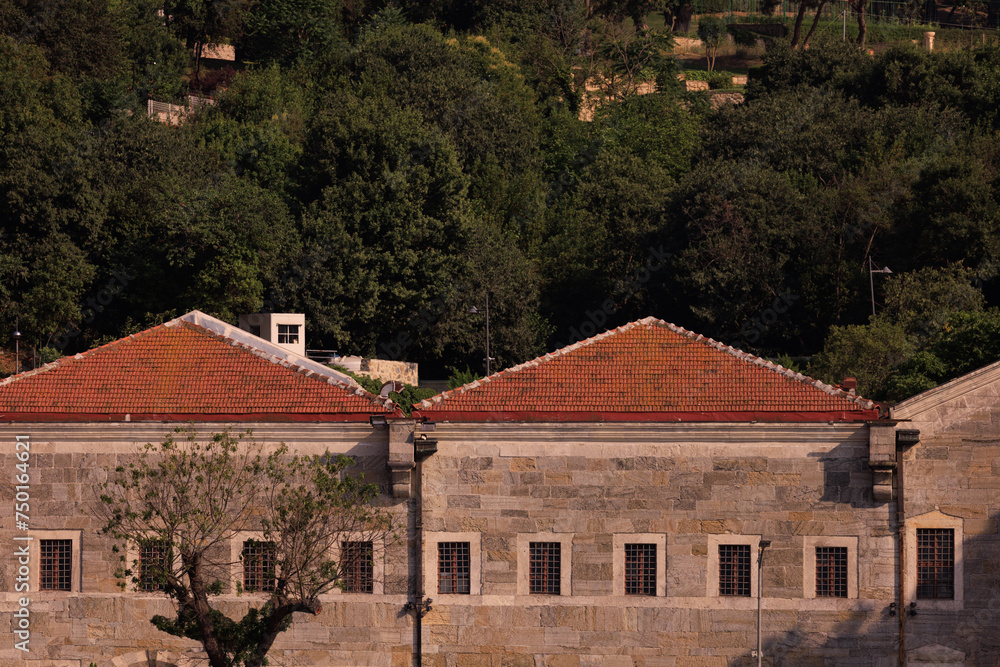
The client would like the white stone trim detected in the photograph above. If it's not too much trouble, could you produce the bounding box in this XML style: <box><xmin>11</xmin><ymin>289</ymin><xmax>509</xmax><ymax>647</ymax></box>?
<box><xmin>613</xmin><ymin>533</ymin><xmax>667</xmax><ymax>597</ymax></box>
<box><xmin>517</xmin><ymin>533</ymin><xmax>573</xmax><ymax>596</ymax></box>
<box><xmin>802</xmin><ymin>536</ymin><xmax>858</xmax><ymax>599</ymax></box>
<box><xmin>904</xmin><ymin>510</ymin><xmax>963</xmax><ymax>611</ymax></box>
<box><xmin>27</xmin><ymin>529</ymin><xmax>82</xmax><ymax>593</ymax></box>
<box><xmin>424</xmin><ymin>532</ymin><xmax>482</xmax><ymax>596</ymax></box>
<box><xmin>707</xmin><ymin>534</ymin><xmax>762</xmax><ymax>598</ymax></box>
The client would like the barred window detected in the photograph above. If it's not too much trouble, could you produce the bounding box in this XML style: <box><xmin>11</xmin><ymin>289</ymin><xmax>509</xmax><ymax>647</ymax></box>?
<box><xmin>529</xmin><ymin>542</ymin><xmax>561</xmax><ymax>595</ymax></box>
<box><xmin>139</xmin><ymin>539</ymin><xmax>171</xmax><ymax>592</ymax></box>
<box><xmin>277</xmin><ymin>324</ymin><xmax>299</xmax><ymax>344</ymax></box>
<box><xmin>815</xmin><ymin>546</ymin><xmax>848</xmax><ymax>598</ymax></box>
<box><xmin>917</xmin><ymin>528</ymin><xmax>954</xmax><ymax>599</ymax></box>
<box><xmin>624</xmin><ymin>543</ymin><xmax>657</xmax><ymax>596</ymax></box>
<box><xmin>242</xmin><ymin>540</ymin><xmax>277</xmax><ymax>593</ymax></box>
<box><xmin>39</xmin><ymin>539</ymin><xmax>72</xmax><ymax>591</ymax></box>
<box><xmin>719</xmin><ymin>544</ymin><xmax>751</xmax><ymax>597</ymax></box>
<box><xmin>342</xmin><ymin>541</ymin><xmax>374</xmax><ymax>594</ymax></box>
<box><xmin>437</xmin><ymin>542</ymin><xmax>471</xmax><ymax>594</ymax></box>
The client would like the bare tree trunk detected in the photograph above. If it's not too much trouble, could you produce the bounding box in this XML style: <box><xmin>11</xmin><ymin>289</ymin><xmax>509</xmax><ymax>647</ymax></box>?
<box><xmin>790</xmin><ymin>1</ymin><xmax>809</xmax><ymax>46</ymax></box>
<box><xmin>856</xmin><ymin>2</ymin><xmax>868</xmax><ymax>48</ymax></box>
<box><xmin>184</xmin><ymin>555</ymin><xmax>230</xmax><ymax>667</ymax></box>
<box><xmin>802</xmin><ymin>0</ymin><xmax>829</xmax><ymax>46</ymax></box>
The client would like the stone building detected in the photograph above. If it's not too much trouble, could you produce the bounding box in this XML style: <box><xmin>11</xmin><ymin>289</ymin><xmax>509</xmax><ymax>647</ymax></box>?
<box><xmin>410</xmin><ymin>317</ymin><xmax>999</xmax><ymax>665</ymax></box>
<box><xmin>1</xmin><ymin>313</ymin><xmax>998</xmax><ymax>666</ymax></box>
<box><xmin>0</xmin><ymin>311</ymin><xmax>412</xmax><ymax>667</ymax></box>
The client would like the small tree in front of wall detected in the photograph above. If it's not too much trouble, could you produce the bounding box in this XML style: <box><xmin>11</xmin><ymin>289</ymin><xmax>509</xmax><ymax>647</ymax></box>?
<box><xmin>697</xmin><ymin>16</ymin><xmax>728</xmax><ymax>71</ymax></box>
<box><xmin>97</xmin><ymin>428</ymin><xmax>394</xmax><ymax>667</ymax></box>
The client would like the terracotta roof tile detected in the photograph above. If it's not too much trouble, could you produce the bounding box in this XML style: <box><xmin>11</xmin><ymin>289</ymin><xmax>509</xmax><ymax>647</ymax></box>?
<box><xmin>0</xmin><ymin>312</ymin><xmax>391</xmax><ymax>419</ymax></box>
<box><xmin>415</xmin><ymin>317</ymin><xmax>876</xmax><ymax>421</ymax></box>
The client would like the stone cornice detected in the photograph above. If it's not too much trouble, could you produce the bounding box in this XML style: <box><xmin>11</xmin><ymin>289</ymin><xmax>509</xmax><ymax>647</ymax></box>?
<box><xmin>0</xmin><ymin>421</ymin><xmax>379</xmax><ymax>445</ymax></box>
<box><xmin>423</xmin><ymin>421</ymin><xmax>868</xmax><ymax>445</ymax></box>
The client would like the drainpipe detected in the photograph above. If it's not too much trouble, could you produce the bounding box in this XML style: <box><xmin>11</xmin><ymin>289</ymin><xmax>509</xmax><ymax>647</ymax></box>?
<box><xmin>405</xmin><ymin>428</ymin><xmax>438</xmax><ymax>666</ymax></box>
<box><xmin>894</xmin><ymin>429</ymin><xmax>920</xmax><ymax>667</ymax></box>
<box><xmin>896</xmin><ymin>440</ymin><xmax>906</xmax><ymax>667</ymax></box>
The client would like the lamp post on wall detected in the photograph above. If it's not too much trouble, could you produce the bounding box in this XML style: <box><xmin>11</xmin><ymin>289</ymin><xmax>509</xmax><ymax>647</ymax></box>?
<box><xmin>757</xmin><ymin>539</ymin><xmax>771</xmax><ymax>667</ymax></box>
<box><xmin>869</xmin><ymin>257</ymin><xmax>893</xmax><ymax>318</ymax></box>
<box><xmin>469</xmin><ymin>294</ymin><xmax>493</xmax><ymax>377</ymax></box>
<box><xmin>12</xmin><ymin>324</ymin><xmax>21</xmax><ymax>376</ymax></box>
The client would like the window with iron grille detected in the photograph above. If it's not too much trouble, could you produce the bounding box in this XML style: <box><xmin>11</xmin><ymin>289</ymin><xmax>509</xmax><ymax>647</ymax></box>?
<box><xmin>815</xmin><ymin>546</ymin><xmax>848</xmax><ymax>598</ymax></box>
<box><xmin>242</xmin><ymin>540</ymin><xmax>277</xmax><ymax>593</ymax></box>
<box><xmin>437</xmin><ymin>542</ymin><xmax>471</xmax><ymax>594</ymax></box>
<box><xmin>624</xmin><ymin>543</ymin><xmax>657</xmax><ymax>596</ymax></box>
<box><xmin>139</xmin><ymin>539</ymin><xmax>171</xmax><ymax>592</ymax></box>
<box><xmin>718</xmin><ymin>544</ymin><xmax>751</xmax><ymax>597</ymax></box>
<box><xmin>277</xmin><ymin>324</ymin><xmax>299</xmax><ymax>344</ymax></box>
<box><xmin>342</xmin><ymin>541</ymin><xmax>374</xmax><ymax>593</ymax></box>
<box><xmin>39</xmin><ymin>539</ymin><xmax>72</xmax><ymax>591</ymax></box>
<box><xmin>917</xmin><ymin>528</ymin><xmax>954</xmax><ymax>599</ymax></box>
<box><xmin>529</xmin><ymin>542</ymin><xmax>561</xmax><ymax>594</ymax></box>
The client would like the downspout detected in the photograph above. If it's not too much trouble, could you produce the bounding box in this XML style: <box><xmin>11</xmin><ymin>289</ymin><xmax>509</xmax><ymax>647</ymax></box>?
<box><xmin>408</xmin><ymin>429</ymin><xmax>438</xmax><ymax>666</ymax></box>
<box><xmin>896</xmin><ymin>440</ymin><xmax>906</xmax><ymax>667</ymax></box>
<box><xmin>894</xmin><ymin>429</ymin><xmax>920</xmax><ymax>667</ymax></box>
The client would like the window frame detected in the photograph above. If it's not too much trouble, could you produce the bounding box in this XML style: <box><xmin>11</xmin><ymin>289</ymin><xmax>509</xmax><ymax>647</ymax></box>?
<box><xmin>916</xmin><ymin>528</ymin><xmax>955</xmax><ymax>600</ymax></box>
<box><xmin>803</xmin><ymin>536</ymin><xmax>858</xmax><ymax>600</ymax></box>
<box><xmin>27</xmin><ymin>530</ymin><xmax>82</xmax><ymax>593</ymax></box>
<box><xmin>241</xmin><ymin>538</ymin><xmax>278</xmax><ymax>594</ymax></box>
<box><xmin>904</xmin><ymin>510</ymin><xmax>963</xmax><ymax>611</ymax></box>
<box><xmin>516</xmin><ymin>533</ymin><xmax>572</xmax><ymax>597</ymax></box>
<box><xmin>340</xmin><ymin>540</ymin><xmax>375</xmax><ymax>594</ymax></box>
<box><xmin>424</xmin><ymin>532</ymin><xmax>481</xmax><ymax>596</ymax></box>
<box><xmin>707</xmin><ymin>534</ymin><xmax>762</xmax><ymax>599</ymax></box>
<box><xmin>613</xmin><ymin>533</ymin><xmax>667</xmax><ymax>597</ymax></box>
<box><xmin>137</xmin><ymin>537</ymin><xmax>173</xmax><ymax>593</ymax></box>
<box><xmin>277</xmin><ymin>323</ymin><xmax>300</xmax><ymax>345</ymax></box>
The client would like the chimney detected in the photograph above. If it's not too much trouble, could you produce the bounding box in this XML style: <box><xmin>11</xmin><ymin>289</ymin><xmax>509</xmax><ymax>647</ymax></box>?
<box><xmin>842</xmin><ymin>377</ymin><xmax>857</xmax><ymax>394</ymax></box>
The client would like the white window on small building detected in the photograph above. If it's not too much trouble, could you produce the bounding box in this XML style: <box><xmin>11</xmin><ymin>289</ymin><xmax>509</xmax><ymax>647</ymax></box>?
<box><xmin>277</xmin><ymin>324</ymin><xmax>299</xmax><ymax>345</ymax></box>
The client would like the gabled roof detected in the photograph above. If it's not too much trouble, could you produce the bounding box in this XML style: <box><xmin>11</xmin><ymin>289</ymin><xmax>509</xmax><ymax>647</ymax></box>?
<box><xmin>414</xmin><ymin>317</ymin><xmax>877</xmax><ymax>423</ymax></box>
<box><xmin>891</xmin><ymin>357</ymin><xmax>1000</xmax><ymax>422</ymax></box>
<box><xmin>0</xmin><ymin>311</ymin><xmax>393</xmax><ymax>422</ymax></box>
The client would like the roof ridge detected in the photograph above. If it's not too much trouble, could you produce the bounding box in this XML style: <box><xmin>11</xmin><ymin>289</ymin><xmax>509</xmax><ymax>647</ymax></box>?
<box><xmin>0</xmin><ymin>311</ymin><xmax>393</xmax><ymax>410</ymax></box>
<box><xmin>172</xmin><ymin>311</ymin><xmax>392</xmax><ymax>408</ymax></box>
<box><xmin>415</xmin><ymin>316</ymin><xmax>875</xmax><ymax>411</ymax></box>
<box><xmin>416</xmin><ymin>318</ymin><xmax>652</xmax><ymax>409</ymax></box>
<box><xmin>651</xmin><ymin>319</ymin><xmax>876</xmax><ymax>410</ymax></box>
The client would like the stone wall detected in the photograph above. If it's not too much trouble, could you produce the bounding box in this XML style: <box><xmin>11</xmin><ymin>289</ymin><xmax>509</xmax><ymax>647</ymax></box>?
<box><xmin>0</xmin><ymin>423</ymin><xmax>412</xmax><ymax>667</ymax></box>
<box><xmin>893</xmin><ymin>375</ymin><xmax>1000</xmax><ymax>664</ymax></box>
<box><xmin>419</xmin><ymin>423</ymin><xmax>901</xmax><ymax>666</ymax></box>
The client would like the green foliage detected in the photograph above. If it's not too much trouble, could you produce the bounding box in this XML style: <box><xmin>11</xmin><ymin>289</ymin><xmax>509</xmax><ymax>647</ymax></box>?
<box><xmin>447</xmin><ymin>365</ymin><xmax>481</xmax><ymax>389</ymax></box>
<box><xmin>696</xmin><ymin>16</ymin><xmax>726</xmax><ymax>71</ymax></box>
<box><xmin>99</xmin><ymin>428</ymin><xmax>393</xmax><ymax>667</ymax></box>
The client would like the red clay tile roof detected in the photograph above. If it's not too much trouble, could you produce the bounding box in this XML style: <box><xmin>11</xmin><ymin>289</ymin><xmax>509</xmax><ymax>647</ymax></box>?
<box><xmin>415</xmin><ymin>317</ymin><xmax>877</xmax><ymax>422</ymax></box>
<box><xmin>0</xmin><ymin>312</ymin><xmax>392</xmax><ymax>421</ymax></box>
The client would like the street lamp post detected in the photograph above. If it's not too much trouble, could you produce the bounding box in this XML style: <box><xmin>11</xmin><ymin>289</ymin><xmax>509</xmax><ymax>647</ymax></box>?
<box><xmin>12</xmin><ymin>325</ymin><xmax>21</xmax><ymax>376</ymax></box>
<box><xmin>757</xmin><ymin>539</ymin><xmax>771</xmax><ymax>667</ymax></box>
<box><xmin>468</xmin><ymin>294</ymin><xmax>493</xmax><ymax>377</ymax></box>
<box><xmin>869</xmin><ymin>257</ymin><xmax>893</xmax><ymax>318</ymax></box>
